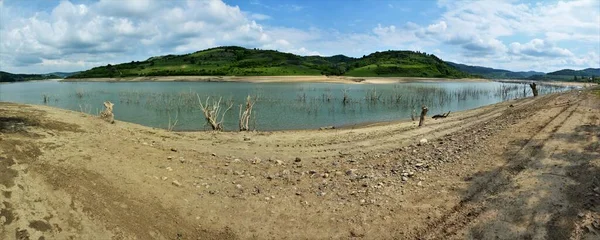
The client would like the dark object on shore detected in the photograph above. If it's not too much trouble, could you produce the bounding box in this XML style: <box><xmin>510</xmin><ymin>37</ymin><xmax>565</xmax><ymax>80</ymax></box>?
<box><xmin>509</xmin><ymin>104</ymin><xmax>514</xmax><ymax>108</ymax></box>
<box><xmin>319</xmin><ymin>126</ymin><xmax>335</xmax><ymax>130</ymax></box>
<box><xmin>418</xmin><ymin>106</ymin><xmax>428</xmax><ymax>127</ymax></box>
<box><xmin>432</xmin><ymin>111</ymin><xmax>451</xmax><ymax>120</ymax></box>
<box><xmin>529</xmin><ymin>83</ymin><xmax>538</xmax><ymax>97</ymax></box>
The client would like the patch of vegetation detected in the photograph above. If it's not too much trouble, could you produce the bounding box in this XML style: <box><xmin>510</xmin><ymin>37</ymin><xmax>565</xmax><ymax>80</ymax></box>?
<box><xmin>67</xmin><ymin>46</ymin><xmax>473</xmax><ymax>79</ymax></box>
<box><xmin>0</xmin><ymin>71</ymin><xmax>62</xmax><ymax>82</ymax></box>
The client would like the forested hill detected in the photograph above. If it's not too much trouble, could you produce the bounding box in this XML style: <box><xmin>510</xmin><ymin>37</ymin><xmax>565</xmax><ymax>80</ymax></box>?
<box><xmin>546</xmin><ymin>68</ymin><xmax>600</xmax><ymax>77</ymax></box>
<box><xmin>67</xmin><ymin>46</ymin><xmax>473</xmax><ymax>79</ymax></box>
<box><xmin>0</xmin><ymin>71</ymin><xmax>61</xmax><ymax>82</ymax></box>
<box><xmin>527</xmin><ymin>68</ymin><xmax>600</xmax><ymax>82</ymax></box>
<box><xmin>446</xmin><ymin>62</ymin><xmax>544</xmax><ymax>79</ymax></box>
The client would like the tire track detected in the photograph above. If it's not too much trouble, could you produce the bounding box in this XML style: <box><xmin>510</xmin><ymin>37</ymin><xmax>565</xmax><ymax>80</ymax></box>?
<box><xmin>414</xmin><ymin>94</ymin><xmax>581</xmax><ymax>239</ymax></box>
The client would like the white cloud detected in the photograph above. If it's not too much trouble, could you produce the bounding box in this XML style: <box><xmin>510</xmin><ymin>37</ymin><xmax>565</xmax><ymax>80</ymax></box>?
<box><xmin>250</xmin><ymin>13</ymin><xmax>271</xmax><ymax>20</ymax></box>
<box><xmin>0</xmin><ymin>0</ymin><xmax>315</xmax><ymax>73</ymax></box>
<box><xmin>0</xmin><ymin>0</ymin><xmax>598</xmax><ymax>74</ymax></box>
<box><xmin>287</xmin><ymin>47</ymin><xmax>321</xmax><ymax>56</ymax></box>
<box><xmin>509</xmin><ymin>39</ymin><xmax>573</xmax><ymax>57</ymax></box>
<box><xmin>426</xmin><ymin>21</ymin><xmax>447</xmax><ymax>34</ymax></box>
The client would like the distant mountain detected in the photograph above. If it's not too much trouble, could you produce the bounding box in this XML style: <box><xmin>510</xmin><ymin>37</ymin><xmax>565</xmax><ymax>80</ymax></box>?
<box><xmin>546</xmin><ymin>68</ymin><xmax>600</xmax><ymax>77</ymax></box>
<box><xmin>446</xmin><ymin>62</ymin><xmax>544</xmax><ymax>79</ymax></box>
<box><xmin>67</xmin><ymin>46</ymin><xmax>473</xmax><ymax>79</ymax></box>
<box><xmin>46</xmin><ymin>72</ymin><xmax>80</xmax><ymax>78</ymax></box>
<box><xmin>0</xmin><ymin>71</ymin><xmax>62</xmax><ymax>82</ymax></box>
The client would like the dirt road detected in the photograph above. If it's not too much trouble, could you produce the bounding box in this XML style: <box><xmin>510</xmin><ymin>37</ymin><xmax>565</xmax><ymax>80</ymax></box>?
<box><xmin>1</xmin><ymin>88</ymin><xmax>598</xmax><ymax>239</ymax></box>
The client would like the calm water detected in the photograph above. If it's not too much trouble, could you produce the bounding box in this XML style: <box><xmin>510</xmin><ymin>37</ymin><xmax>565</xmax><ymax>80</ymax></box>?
<box><xmin>0</xmin><ymin>80</ymin><xmax>572</xmax><ymax>131</ymax></box>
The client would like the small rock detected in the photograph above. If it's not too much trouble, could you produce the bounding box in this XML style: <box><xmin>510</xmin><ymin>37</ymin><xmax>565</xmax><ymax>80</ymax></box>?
<box><xmin>346</xmin><ymin>169</ymin><xmax>357</xmax><ymax>176</ymax></box>
<box><xmin>415</xmin><ymin>163</ymin><xmax>424</xmax><ymax>167</ymax></box>
<box><xmin>166</xmin><ymin>167</ymin><xmax>173</xmax><ymax>171</ymax></box>
<box><xmin>161</xmin><ymin>176</ymin><xmax>168</xmax><ymax>181</ymax></box>
<box><xmin>170</xmin><ymin>148</ymin><xmax>178</xmax><ymax>152</ymax></box>
<box><xmin>419</xmin><ymin>138</ymin><xmax>428</xmax><ymax>145</ymax></box>
<box><xmin>322</xmin><ymin>173</ymin><xmax>329</xmax><ymax>178</ymax></box>
<box><xmin>233</xmin><ymin>158</ymin><xmax>241</xmax><ymax>163</ymax></box>
<box><xmin>402</xmin><ymin>176</ymin><xmax>408</xmax><ymax>181</ymax></box>
<box><xmin>172</xmin><ymin>180</ymin><xmax>182</xmax><ymax>187</ymax></box>
<box><xmin>317</xmin><ymin>191</ymin><xmax>326</xmax><ymax>196</ymax></box>
<box><xmin>211</xmin><ymin>153</ymin><xmax>217</xmax><ymax>157</ymax></box>
<box><xmin>275</xmin><ymin>160</ymin><xmax>284</xmax><ymax>165</ymax></box>
<box><xmin>243</xmin><ymin>136</ymin><xmax>251</xmax><ymax>141</ymax></box>
<box><xmin>167</xmin><ymin>156</ymin><xmax>173</xmax><ymax>160</ymax></box>
<box><xmin>417</xmin><ymin>181</ymin><xmax>423</xmax><ymax>186</ymax></box>
<box><xmin>179</xmin><ymin>157</ymin><xmax>185</xmax><ymax>163</ymax></box>
<box><xmin>252</xmin><ymin>157</ymin><xmax>261</xmax><ymax>164</ymax></box>
<box><xmin>295</xmin><ymin>157</ymin><xmax>302</xmax><ymax>162</ymax></box>
<box><xmin>235</xmin><ymin>184</ymin><xmax>243</xmax><ymax>190</ymax></box>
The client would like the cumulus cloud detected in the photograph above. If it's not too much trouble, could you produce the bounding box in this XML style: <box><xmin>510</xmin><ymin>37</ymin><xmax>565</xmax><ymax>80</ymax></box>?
<box><xmin>429</xmin><ymin>0</ymin><xmax>599</xmax><ymax>71</ymax></box>
<box><xmin>509</xmin><ymin>39</ymin><xmax>573</xmax><ymax>58</ymax></box>
<box><xmin>0</xmin><ymin>0</ymin><xmax>598</xmax><ymax>73</ymax></box>
<box><xmin>0</xmin><ymin>0</ymin><xmax>319</xmax><ymax>73</ymax></box>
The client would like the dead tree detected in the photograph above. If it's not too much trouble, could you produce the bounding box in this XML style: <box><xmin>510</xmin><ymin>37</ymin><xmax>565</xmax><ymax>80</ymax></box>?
<box><xmin>529</xmin><ymin>83</ymin><xmax>538</xmax><ymax>97</ymax></box>
<box><xmin>432</xmin><ymin>111</ymin><xmax>450</xmax><ymax>120</ymax></box>
<box><xmin>100</xmin><ymin>101</ymin><xmax>115</xmax><ymax>124</ymax></box>
<box><xmin>418</xmin><ymin>106</ymin><xmax>428</xmax><ymax>127</ymax></box>
<box><xmin>239</xmin><ymin>95</ymin><xmax>256</xmax><ymax>131</ymax></box>
<box><xmin>197</xmin><ymin>95</ymin><xmax>233</xmax><ymax>131</ymax></box>
<box><xmin>342</xmin><ymin>89</ymin><xmax>349</xmax><ymax>105</ymax></box>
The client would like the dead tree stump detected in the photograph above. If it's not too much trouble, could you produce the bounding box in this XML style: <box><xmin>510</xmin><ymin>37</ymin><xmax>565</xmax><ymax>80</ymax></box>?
<box><xmin>197</xmin><ymin>95</ymin><xmax>233</xmax><ymax>131</ymax></box>
<box><xmin>418</xmin><ymin>106</ymin><xmax>428</xmax><ymax>127</ymax></box>
<box><xmin>529</xmin><ymin>83</ymin><xmax>538</xmax><ymax>97</ymax></box>
<box><xmin>239</xmin><ymin>95</ymin><xmax>255</xmax><ymax>131</ymax></box>
<box><xmin>100</xmin><ymin>101</ymin><xmax>115</xmax><ymax>124</ymax></box>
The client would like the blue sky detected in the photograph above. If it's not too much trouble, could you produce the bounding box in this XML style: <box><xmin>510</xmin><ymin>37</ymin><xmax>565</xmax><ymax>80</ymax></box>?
<box><xmin>1</xmin><ymin>0</ymin><xmax>599</xmax><ymax>74</ymax></box>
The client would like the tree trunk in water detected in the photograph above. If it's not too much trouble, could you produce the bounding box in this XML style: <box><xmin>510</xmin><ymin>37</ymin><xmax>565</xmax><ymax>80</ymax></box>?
<box><xmin>418</xmin><ymin>106</ymin><xmax>428</xmax><ymax>127</ymax></box>
<box><xmin>529</xmin><ymin>83</ymin><xmax>538</xmax><ymax>97</ymax></box>
<box><xmin>239</xmin><ymin>95</ymin><xmax>255</xmax><ymax>131</ymax></box>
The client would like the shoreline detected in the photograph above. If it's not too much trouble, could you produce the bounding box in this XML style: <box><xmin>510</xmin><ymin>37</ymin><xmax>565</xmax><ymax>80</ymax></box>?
<box><xmin>0</xmin><ymin>89</ymin><xmax>597</xmax><ymax>239</ymax></box>
<box><xmin>60</xmin><ymin>75</ymin><xmax>490</xmax><ymax>84</ymax></box>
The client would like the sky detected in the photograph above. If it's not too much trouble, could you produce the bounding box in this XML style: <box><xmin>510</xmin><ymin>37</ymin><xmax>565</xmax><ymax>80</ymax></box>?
<box><xmin>0</xmin><ymin>0</ymin><xmax>599</xmax><ymax>74</ymax></box>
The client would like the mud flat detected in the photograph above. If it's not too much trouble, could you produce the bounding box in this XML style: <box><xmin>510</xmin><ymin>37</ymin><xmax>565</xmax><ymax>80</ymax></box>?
<box><xmin>1</xmin><ymin>88</ymin><xmax>599</xmax><ymax>239</ymax></box>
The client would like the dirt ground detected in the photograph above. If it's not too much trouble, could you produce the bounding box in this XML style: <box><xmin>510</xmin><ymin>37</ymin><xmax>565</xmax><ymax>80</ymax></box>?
<box><xmin>0</xmin><ymin>88</ymin><xmax>599</xmax><ymax>240</ymax></box>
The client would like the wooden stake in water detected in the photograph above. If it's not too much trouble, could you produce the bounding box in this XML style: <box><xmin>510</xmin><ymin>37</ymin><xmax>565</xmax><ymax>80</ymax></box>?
<box><xmin>418</xmin><ymin>106</ymin><xmax>428</xmax><ymax>127</ymax></box>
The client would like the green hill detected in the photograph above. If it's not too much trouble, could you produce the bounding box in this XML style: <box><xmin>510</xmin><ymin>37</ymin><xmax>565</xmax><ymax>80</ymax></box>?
<box><xmin>546</xmin><ymin>68</ymin><xmax>600</xmax><ymax>77</ymax></box>
<box><xmin>67</xmin><ymin>46</ymin><xmax>472</xmax><ymax>79</ymax></box>
<box><xmin>446</xmin><ymin>62</ymin><xmax>544</xmax><ymax>79</ymax></box>
<box><xmin>528</xmin><ymin>68</ymin><xmax>600</xmax><ymax>82</ymax></box>
<box><xmin>0</xmin><ymin>71</ymin><xmax>61</xmax><ymax>82</ymax></box>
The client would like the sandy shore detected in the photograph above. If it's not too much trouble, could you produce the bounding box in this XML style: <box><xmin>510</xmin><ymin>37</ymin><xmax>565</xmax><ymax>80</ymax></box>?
<box><xmin>1</xmin><ymin>88</ymin><xmax>599</xmax><ymax>239</ymax></box>
<box><xmin>61</xmin><ymin>75</ymin><xmax>490</xmax><ymax>84</ymax></box>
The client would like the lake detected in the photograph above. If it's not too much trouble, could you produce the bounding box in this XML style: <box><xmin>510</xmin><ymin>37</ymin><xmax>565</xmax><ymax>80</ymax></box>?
<box><xmin>0</xmin><ymin>80</ymin><xmax>573</xmax><ymax>131</ymax></box>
